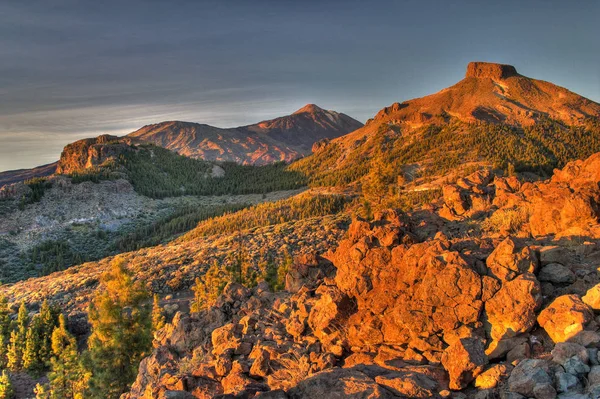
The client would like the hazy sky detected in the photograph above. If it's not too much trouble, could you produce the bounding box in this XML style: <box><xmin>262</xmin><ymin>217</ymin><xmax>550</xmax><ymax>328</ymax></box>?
<box><xmin>0</xmin><ymin>0</ymin><xmax>598</xmax><ymax>171</ymax></box>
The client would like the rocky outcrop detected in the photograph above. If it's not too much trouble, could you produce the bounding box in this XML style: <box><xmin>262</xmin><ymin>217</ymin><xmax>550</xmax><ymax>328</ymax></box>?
<box><xmin>123</xmin><ymin>204</ymin><xmax>600</xmax><ymax>398</ymax></box>
<box><xmin>465</xmin><ymin>62</ymin><xmax>519</xmax><ymax>80</ymax></box>
<box><xmin>56</xmin><ymin>135</ymin><xmax>136</xmax><ymax>174</ymax></box>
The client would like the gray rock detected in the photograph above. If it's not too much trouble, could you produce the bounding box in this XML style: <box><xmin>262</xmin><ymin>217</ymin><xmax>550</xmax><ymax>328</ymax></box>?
<box><xmin>555</xmin><ymin>370</ymin><xmax>581</xmax><ymax>393</ymax></box>
<box><xmin>533</xmin><ymin>383</ymin><xmax>558</xmax><ymax>399</ymax></box>
<box><xmin>508</xmin><ymin>359</ymin><xmax>554</xmax><ymax>397</ymax></box>
<box><xmin>539</xmin><ymin>263</ymin><xmax>576</xmax><ymax>284</ymax></box>
<box><xmin>589</xmin><ymin>366</ymin><xmax>600</xmax><ymax>386</ymax></box>
<box><xmin>564</xmin><ymin>356</ymin><xmax>591</xmax><ymax>375</ymax></box>
<box><xmin>589</xmin><ymin>348</ymin><xmax>600</xmax><ymax>366</ymax></box>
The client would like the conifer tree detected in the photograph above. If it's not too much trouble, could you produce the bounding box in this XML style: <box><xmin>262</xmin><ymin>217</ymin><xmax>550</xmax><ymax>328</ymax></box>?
<box><xmin>23</xmin><ymin>316</ymin><xmax>44</xmax><ymax>372</ymax></box>
<box><xmin>85</xmin><ymin>257</ymin><xmax>152</xmax><ymax>399</ymax></box>
<box><xmin>36</xmin><ymin>314</ymin><xmax>88</xmax><ymax>399</ymax></box>
<box><xmin>151</xmin><ymin>294</ymin><xmax>165</xmax><ymax>331</ymax></box>
<box><xmin>191</xmin><ymin>261</ymin><xmax>229</xmax><ymax>312</ymax></box>
<box><xmin>38</xmin><ymin>300</ymin><xmax>59</xmax><ymax>362</ymax></box>
<box><xmin>0</xmin><ymin>370</ymin><xmax>13</xmax><ymax>399</ymax></box>
<box><xmin>6</xmin><ymin>331</ymin><xmax>20</xmax><ymax>371</ymax></box>
<box><xmin>275</xmin><ymin>252</ymin><xmax>293</xmax><ymax>291</ymax></box>
<box><xmin>7</xmin><ymin>302</ymin><xmax>28</xmax><ymax>371</ymax></box>
<box><xmin>0</xmin><ymin>296</ymin><xmax>11</xmax><ymax>368</ymax></box>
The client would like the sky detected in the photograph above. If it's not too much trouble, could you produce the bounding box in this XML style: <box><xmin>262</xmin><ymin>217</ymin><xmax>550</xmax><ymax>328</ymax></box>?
<box><xmin>0</xmin><ymin>0</ymin><xmax>598</xmax><ymax>172</ymax></box>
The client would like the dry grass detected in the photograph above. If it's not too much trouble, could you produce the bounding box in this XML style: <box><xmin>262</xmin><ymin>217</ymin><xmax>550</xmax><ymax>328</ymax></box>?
<box><xmin>482</xmin><ymin>206</ymin><xmax>530</xmax><ymax>234</ymax></box>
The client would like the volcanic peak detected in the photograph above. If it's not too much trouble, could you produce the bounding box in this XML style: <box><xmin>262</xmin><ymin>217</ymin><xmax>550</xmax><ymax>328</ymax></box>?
<box><xmin>466</xmin><ymin>61</ymin><xmax>519</xmax><ymax>80</ymax></box>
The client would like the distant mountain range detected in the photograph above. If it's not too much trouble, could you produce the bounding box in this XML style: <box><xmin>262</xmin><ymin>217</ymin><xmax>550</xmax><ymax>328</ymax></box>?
<box><xmin>0</xmin><ymin>104</ymin><xmax>363</xmax><ymax>186</ymax></box>
<box><xmin>128</xmin><ymin>104</ymin><xmax>363</xmax><ymax>165</ymax></box>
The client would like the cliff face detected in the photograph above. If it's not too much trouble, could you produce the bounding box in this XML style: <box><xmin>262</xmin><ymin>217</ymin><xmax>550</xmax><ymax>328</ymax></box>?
<box><xmin>56</xmin><ymin>135</ymin><xmax>137</xmax><ymax>174</ymax></box>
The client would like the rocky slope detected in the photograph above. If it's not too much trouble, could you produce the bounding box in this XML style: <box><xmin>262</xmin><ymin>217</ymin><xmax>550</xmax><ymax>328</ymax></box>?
<box><xmin>291</xmin><ymin>62</ymin><xmax>600</xmax><ymax>187</ymax></box>
<box><xmin>118</xmin><ymin>151</ymin><xmax>600</xmax><ymax>398</ymax></box>
<box><xmin>128</xmin><ymin>104</ymin><xmax>363</xmax><ymax>165</ymax></box>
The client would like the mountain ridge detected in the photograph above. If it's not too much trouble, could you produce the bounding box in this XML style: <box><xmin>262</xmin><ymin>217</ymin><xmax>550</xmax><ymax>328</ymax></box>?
<box><xmin>128</xmin><ymin>104</ymin><xmax>363</xmax><ymax>165</ymax></box>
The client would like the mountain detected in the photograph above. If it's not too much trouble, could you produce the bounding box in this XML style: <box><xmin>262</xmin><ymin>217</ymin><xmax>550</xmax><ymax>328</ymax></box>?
<box><xmin>127</xmin><ymin>104</ymin><xmax>363</xmax><ymax>165</ymax></box>
<box><xmin>291</xmin><ymin>62</ymin><xmax>600</xmax><ymax>187</ymax></box>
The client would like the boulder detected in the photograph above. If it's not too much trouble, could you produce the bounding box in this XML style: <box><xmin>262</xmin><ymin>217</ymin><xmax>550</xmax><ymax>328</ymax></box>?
<box><xmin>287</xmin><ymin>367</ymin><xmax>396</xmax><ymax>398</ymax></box>
<box><xmin>537</xmin><ymin>295</ymin><xmax>594</xmax><ymax>343</ymax></box>
<box><xmin>583</xmin><ymin>284</ymin><xmax>600</xmax><ymax>310</ymax></box>
<box><xmin>474</xmin><ymin>364</ymin><xmax>512</xmax><ymax>389</ymax></box>
<box><xmin>486</xmin><ymin>238</ymin><xmax>537</xmax><ymax>281</ymax></box>
<box><xmin>485</xmin><ymin>273</ymin><xmax>542</xmax><ymax>342</ymax></box>
<box><xmin>441</xmin><ymin>337</ymin><xmax>488</xmax><ymax>390</ymax></box>
<box><xmin>374</xmin><ymin>370</ymin><xmax>439</xmax><ymax>398</ymax></box>
<box><xmin>507</xmin><ymin>359</ymin><xmax>555</xmax><ymax>397</ymax></box>
<box><xmin>538</xmin><ymin>263</ymin><xmax>576</xmax><ymax>284</ymax></box>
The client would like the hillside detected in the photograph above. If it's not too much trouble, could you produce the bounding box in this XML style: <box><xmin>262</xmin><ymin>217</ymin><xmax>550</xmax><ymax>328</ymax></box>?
<box><xmin>0</xmin><ymin>162</ymin><xmax>57</xmax><ymax>188</ymax></box>
<box><xmin>128</xmin><ymin>104</ymin><xmax>363</xmax><ymax>165</ymax></box>
<box><xmin>291</xmin><ymin>62</ymin><xmax>600</xmax><ymax>189</ymax></box>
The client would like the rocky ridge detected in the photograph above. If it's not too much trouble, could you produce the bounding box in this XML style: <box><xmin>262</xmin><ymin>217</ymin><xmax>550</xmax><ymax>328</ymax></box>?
<box><xmin>120</xmin><ymin>151</ymin><xmax>600</xmax><ymax>399</ymax></box>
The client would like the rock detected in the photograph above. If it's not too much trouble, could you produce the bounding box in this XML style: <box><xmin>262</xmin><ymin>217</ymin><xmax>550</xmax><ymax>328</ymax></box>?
<box><xmin>555</xmin><ymin>369</ymin><xmax>580</xmax><ymax>393</ymax></box>
<box><xmin>255</xmin><ymin>390</ymin><xmax>289</xmax><ymax>399</ymax></box>
<box><xmin>250</xmin><ymin>349</ymin><xmax>271</xmax><ymax>378</ymax></box>
<box><xmin>212</xmin><ymin>323</ymin><xmax>243</xmax><ymax>356</ymax></box>
<box><xmin>507</xmin><ymin>359</ymin><xmax>554</xmax><ymax>397</ymax></box>
<box><xmin>374</xmin><ymin>370</ymin><xmax>439</xmax><ymax>398</ymax></box>
<box><xmin>465</xmin><ymin>62</ymin><xmax>519</xmax><ymax>80</ymax></box>
<box><xmin>533</xmin><ymin>384</ymin><xmax>558</xmax><ymax>399</ymax></box>
<box><xmin>590</xmin><ymin>365</ymin><xmax>600</xmax><ymax>386</ymax></box>
<box><xmin>552</xmin><ymin>342</ymin><xmax>590</xmax><ymax>365</ymax></box>
<box><xmin>569</xmin><ymin>331</ymin><xmax>600</xmax><ymax>347</ymax></box>
<box><xmin>287</xmin><ymin>367</ymin><xmax>396</xmax><ymax>398</ymax></box>
<box><xmin>486</xmin><ymin>238</ymin><xmax>537</xmax><ymax>281</ymax></box>
<box><xmin>528</xmin><ymin>153</ymin><xmax>600</xmax><ymax>238</ymax></box>
<box><xmin>506</xmin><ymin>342</ymin><xmax>530</xmax><ymax>363</ymax></box>
<box><xmin>583</xmin><ymin>284</ymin><xmax>600</xmax><ymax>310</ymax></box>
<box><xmin>474</xmin><ymin>364</ymin><xmax>512</xmax><ymax>389</ymax></box>
<box><xmin>538</xmin><ymin>295</ymin><xmax>594</xmax><ymax>343</ymax></box>
<box><xmin>539</xmin><ymin>246</ymin><xmax>572</xmax><ymax>266</ymax></box>
<box><xmin>441</xmin><ymin>337</ymin><xmax>488</xmax><ymax>390</ymax></box>
<box><xmin>161</xmin><ymin>391</ymin><xmax>197</xmax><ymax>399</ymax></box>
<box><xmin>563</xmin><ymin>356</ymin><xmax>590</xmax><ymax>375</ymax></box>
<box><xmin>538</xmin><ymin>263</ymin><xmax>577</xmax><ymax>284</ymax></box>
<box><xmin>485</xmin><ymin>273</ymin><xmax>542</xmax><ymax>341</ymax></box>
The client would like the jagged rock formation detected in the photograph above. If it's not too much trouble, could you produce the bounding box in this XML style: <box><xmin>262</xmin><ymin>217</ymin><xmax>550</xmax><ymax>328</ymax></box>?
<box><xmin>118</xmin><ymin>151</ymin><xmax>600</xmax><ymax>399</ymax></box>
<box><xmin>440</xmin><ymin>153</ymin><xmax>600</xmax><ymax>238</ymax></box>
<box><xmin>128</xmin><ymin>104</ymin><xmax>363</xmax><ymax>165</ymax></box>
<box><xmin>56</xmin><ymin>135</ymin><xmax>137</xmax><ymax>174</ymax></box>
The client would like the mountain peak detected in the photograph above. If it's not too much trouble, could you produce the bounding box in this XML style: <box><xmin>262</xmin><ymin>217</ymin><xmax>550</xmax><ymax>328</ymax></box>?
<box><xmin>466</xmin><ymin>62</ymin><xmax>519</xmax><ymax>80</ymax></box>
<box><xmin>293</xmin><ymin>104</ymin><xmax>325</xmax><ymax>114</ymax></box>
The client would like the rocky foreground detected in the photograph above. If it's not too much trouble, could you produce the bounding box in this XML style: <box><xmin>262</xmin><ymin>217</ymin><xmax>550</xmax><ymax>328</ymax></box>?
<box><xmin>123</xmin><ymin>153</ymin><xmax>600</xmax><ymax>398</ymax></box>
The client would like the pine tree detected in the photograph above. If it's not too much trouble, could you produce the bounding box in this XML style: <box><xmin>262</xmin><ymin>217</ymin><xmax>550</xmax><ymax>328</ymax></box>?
<box><xmin>85</xmin><ymin>257</ymin><xmax>152</xmax><ymax>399</ymax></box>
<box><xmin>38</xmin><ymin>300</ymin><xmax>59</xmax><ymax>362</ymax></box>
<box><xmin>151</xmin><ymin>294</ymin><xmax>165</xmax><ymax>331</ymax></box>
<box><xmin>36</xmin><ymin>314</ymin><xmax>88</xmax><ymax>399</ymax></box>
<box><xmin>0</xmin><ymin>370</ymin><xmax>13</xmax><ymax>399</ymax></box>
<box><xmin>275</xmin><ymin>252</ymin><xmax>293</xmax><ymax>291</ymax></box>
<box><xmin>0</xmin><ymin>296</ymin><xmax>11</xmax><ymax>369</ymax></box>
<box><xmin>6</xmin><ymin>331</ymin><xmax>20</xmax><ymax>371</ymax></box>
<box><xmin>23</xmin><ymin>316</ymin><xmax>44</xmax><ymax>372</ymax></box>
<box><xmin>6</xmin><ymin>302</ymin><xmax>28</xmax><ymax>371</ymax></box>
<box><xmin>191</xmin><ymin>261</ymin><xmax>229</xmax><ymax>312</ymax></box>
